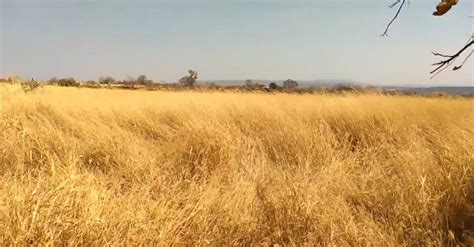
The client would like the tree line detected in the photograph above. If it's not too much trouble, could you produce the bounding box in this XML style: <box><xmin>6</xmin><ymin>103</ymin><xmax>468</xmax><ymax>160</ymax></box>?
<box><xmin>48</xmin><ymin>75</ymin><xmax>154</xmax><ymax>87</ymax></box>
<box><xmin>45</xmin><ymin>70</ymin><xmax>301</xmax><ymax>90</ymax></box>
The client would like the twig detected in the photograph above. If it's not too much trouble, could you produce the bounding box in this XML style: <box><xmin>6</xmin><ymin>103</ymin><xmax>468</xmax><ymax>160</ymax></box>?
<box><xmin>453</xmin><ymin>51</ymin><xmax>473</xmax><ymax>71</ymax></box>
<box><xmin>431</xmin><ymin>52</ymin><xmax>453</xmax><ymax>58</ymax></box>
<box><xmin>381</xmin><ymin>0</ymin><xmax>407</xmax><ymax>36</ymax></box>
<box><xmin>388</xmin><ymin>0</ymin><xmax>402</xmax><ymax>8</ymax></box>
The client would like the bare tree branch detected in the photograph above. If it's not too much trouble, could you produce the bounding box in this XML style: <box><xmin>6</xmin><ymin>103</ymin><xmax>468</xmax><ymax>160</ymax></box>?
<box><xmin>381</xmin><ymin>0</ymin><xmax>471</xmax><ymax>77</ymax></box>
<box><xmin>430</xmin><ymin>38</ymin><xmax>473</xmax><ymax>77</ymax></box>
<box><xmin>381</xmin><ymin>0</ymin><xmax>407</xmax><ymax>36</ymax></box>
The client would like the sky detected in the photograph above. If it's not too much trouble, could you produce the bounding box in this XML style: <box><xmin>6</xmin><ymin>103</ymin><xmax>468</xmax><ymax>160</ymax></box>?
<box><xmin>0</xmin><ymin>0</ymin><xmax>472</xmax><ymax>86</ymax></box>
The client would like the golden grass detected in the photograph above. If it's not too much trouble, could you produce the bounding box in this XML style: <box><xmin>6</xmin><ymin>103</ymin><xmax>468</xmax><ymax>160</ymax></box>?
<box><xmin>0</xmin><ymin>84</ymin><xmax>473</xmax><ymax>246</ymax></box>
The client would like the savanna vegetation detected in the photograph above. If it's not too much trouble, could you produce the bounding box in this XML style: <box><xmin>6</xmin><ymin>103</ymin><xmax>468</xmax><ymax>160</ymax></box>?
<box><xmin>0</xmin><ymin>84</ymin><xmax>472</xmax><ymax>245</ymax></box>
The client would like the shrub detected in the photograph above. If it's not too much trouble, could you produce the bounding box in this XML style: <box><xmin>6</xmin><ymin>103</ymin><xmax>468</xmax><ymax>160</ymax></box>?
<box><xmin>99</xmin><ymin>76</ymin><xmax>116</xmax><ymax>85</ymax></box>
<box><xmin>179</xmin><ymin>70</ymin><xmax>198</xmax><ymax>87</ymax></box>
<box><xmin>20</xmin><ymin>80</ymin><xmax>42</xmax><ymax>92</ymax></box>
<box><xmin>245</xmin><ymin>79</ymin><xmax>256</xmax><ymax>87</ymax></box>
<box><xmin>136</xmin><ymin>75</ymin><xmax>154</xmax><ymax>86</ymax></box>
<box><xmin>283</xmin><ymin>79</ymin><xmax>299</xmax><ymax>90</ymax></box>
<box><xmin>269</xmin><ymin>82</ymin><xmax>279</xmax><ymax>90</ymax></box>
<box><xmin>81</xmin><ymin>80</ymin><xmax>101</xmax><ymax>89</ymax></box>
<box><xmin>58</xmin><ymin>78</ymin><xmax>80</xmax><ymax>87</ymax></box>
<box><xmin>333</xmin><ymin>84</ymin><xmax>363</xmax><ymax>93</ymax></box>
<box><xmin>48</xmin><ymin>77</ymin><xmax>59</xmax><ymax>84</ymax></box>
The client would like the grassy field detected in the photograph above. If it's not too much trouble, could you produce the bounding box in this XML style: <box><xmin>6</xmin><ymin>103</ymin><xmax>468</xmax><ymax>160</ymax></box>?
<box><xmin>0</xmin><ymin>84</ymin><xmax>473</xmax><ymax>246</ymax></box>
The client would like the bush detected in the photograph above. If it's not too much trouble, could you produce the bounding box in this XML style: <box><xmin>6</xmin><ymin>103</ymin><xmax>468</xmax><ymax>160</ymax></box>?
<box><xmin>245</xmin><ymin>79</ymin><xmax>256</xmax><ymax>87</ymax></box>
<box><xmin>81</xmin><ymin>80</ymin><xmax>101</xmax><ymax>89</ymax></box>
<box><xmin>179</xmin><ymin>70</ymin><xmax>198</xmax><ymax>87</ymax></box>
<box><xmin>57</xmin><ymin>78</ymin><xmax>79</xmax><ymax>87</ymax></box>
<box><xmin>283</xmin><ymin>79</ymin><xmax>299</xmax><ymax>90</ymax></box>
<box><xmin>333</xmin><ymin>85</ymin><xmax>362</xmax><ymax>93</ymax></box>
<box><xmin>48</xmin><ymin>77</ymin><xmax>59</xmax><ymax>84</ymax></box>
<box><xmin>99</xmin><ymin>76</ymin><xmax>116</xmax><ymax>85</ymax></box>
<box><xmin>20</xmin><ymin>80</ymin><xmax>42</xmax><ymax>92</ymax></box>
<box><xmin>269</xmin><ymin>82</ymin><xmax>279</xmax><ymax>90</ymax></box>
<box><xmin>136</xmin><ymin>75</ymin><xmax>154</xmax><ymax>86</ymax></box>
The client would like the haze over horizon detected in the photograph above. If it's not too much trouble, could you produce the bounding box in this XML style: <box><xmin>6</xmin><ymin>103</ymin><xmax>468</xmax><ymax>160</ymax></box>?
<box><xmin>1</xmin><ymin>0</ymin><xmax>472</xmax><ymax>86</ymax></box>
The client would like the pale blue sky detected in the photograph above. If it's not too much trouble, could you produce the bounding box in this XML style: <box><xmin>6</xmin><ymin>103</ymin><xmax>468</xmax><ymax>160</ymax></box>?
<box><xmin>1</xmin><ymin>0</ymin><xmax>472</xmax><ymax>85</ymax></box>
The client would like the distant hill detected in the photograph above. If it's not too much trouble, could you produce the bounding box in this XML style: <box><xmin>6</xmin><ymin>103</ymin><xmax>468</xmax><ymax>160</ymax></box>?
<box><xmin>382</xmin><ymin>86</ymin><xmax>474</xmax><ymax>96</ymax></box>
<box><xmin>198</xmin><ymin>79</ymin><xmax>473</xmax><ymax>96</ymax></box>
<box><xmin>201</xmin><ymin>79</ymin><xmax>359</xmax><ymax>88</ymax></box>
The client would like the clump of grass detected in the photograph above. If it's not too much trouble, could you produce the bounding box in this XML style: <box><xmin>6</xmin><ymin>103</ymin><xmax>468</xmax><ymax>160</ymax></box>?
<box><xmin>0</xmin><ymin>85</ymin><xmax>473</xmax><ymax>245</ymax></box>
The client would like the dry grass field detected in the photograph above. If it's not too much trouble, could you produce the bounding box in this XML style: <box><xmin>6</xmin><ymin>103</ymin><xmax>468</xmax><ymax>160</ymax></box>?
<box><xmin>0</xmin><ymin>84</ymin><xmax>473</xmax><ymax>246</ymax></box>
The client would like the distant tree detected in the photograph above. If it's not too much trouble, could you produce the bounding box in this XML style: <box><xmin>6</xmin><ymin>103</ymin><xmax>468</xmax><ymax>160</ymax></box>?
<box><xmin>208</xmin><ymin>82</ymin><xmax>219</xmax><ymax>88</ymax></box>
<box><xmin>179</xmin><ymin>70</ymin><xmax>198</xmax><ymax>87</ymax></box>
<box><xmin>85</xmin><ymin>80</ymin><xmax>98</xmax><ymax>85</ymax></box>
<box><xmin>283</xmin><ymin>79</ymin><xmax>299</xmax><ymax>90</ymax></box>
<box><xmin>136</xmin><ymin>75</ymin><xmax>145</xmax><ymax>84</ymax></box>
<box><xmin>136</xmin><ymin>75</ymin><xmax>153</xmax><ymax>86</ymax></box>
<box><xmin>269</xmin><ymin>82</ymin><xmax>278</xmax><ymax>90</ymax></box>
<box><xmin>82</xmin><ymin>80</ymin><xmax>100</xmax><ymax>88</ymax></box>
<box><xmin>49</xmin><ymin>77</ymin><xmax>58</xmax><ymax>84</ymax></box>
<box><xmin>99</xmin><ymin>76</ymin><xmax>116</xmax><ymax>85</ymax></box>
<box><xmin>120</xmin><ymin>76</ymin><xmax>133</xmax><ymax>85</ymax></box>
<box><xmin>58</xmin><ymin>77</ymin><xmax>79</xmax><ymax>87</ymax></box>
<box><xmin>245</xmin><ymin>79</ymin><xmax>256</xmax><ymax>87</ymax></box>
